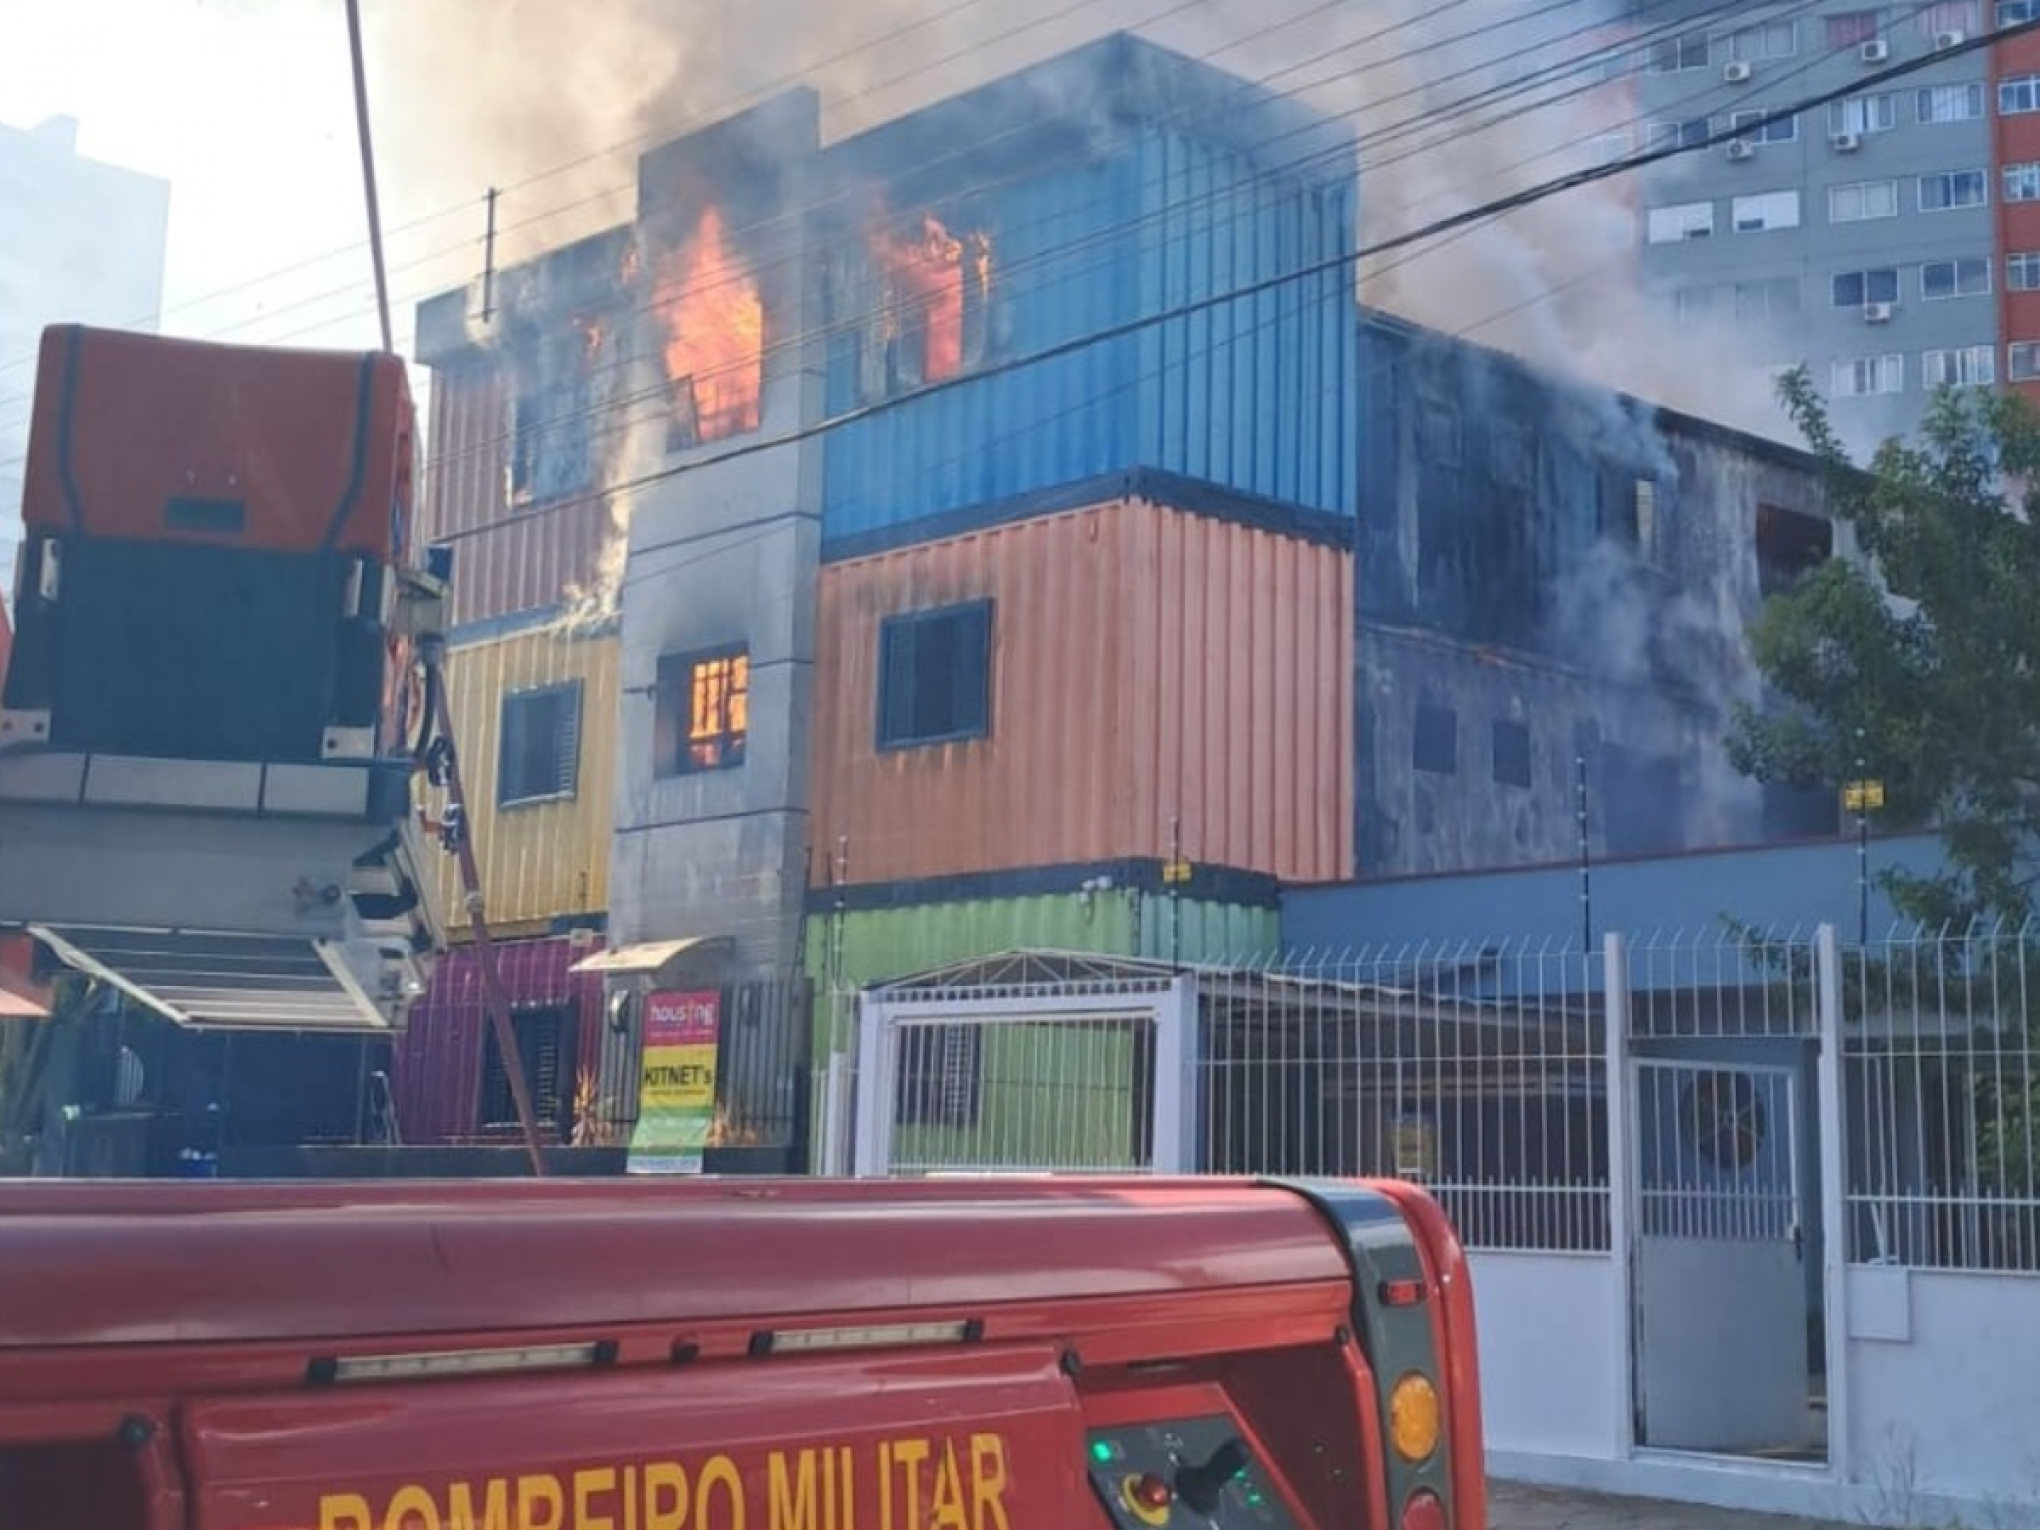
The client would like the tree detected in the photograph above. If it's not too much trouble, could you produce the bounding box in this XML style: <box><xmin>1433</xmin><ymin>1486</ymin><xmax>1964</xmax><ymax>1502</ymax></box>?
<box><xmin>1728</xmin><ymin>370</ymin><xmax>2040</xmax><ymax>929</ymax></box>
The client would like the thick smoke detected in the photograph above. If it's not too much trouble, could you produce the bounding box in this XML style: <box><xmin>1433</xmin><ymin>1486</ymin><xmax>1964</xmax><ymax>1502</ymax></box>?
<box><xmin>356</xmin><ymin>0</ymin><xmax>1779</xmax><ymax>427</ymax></box>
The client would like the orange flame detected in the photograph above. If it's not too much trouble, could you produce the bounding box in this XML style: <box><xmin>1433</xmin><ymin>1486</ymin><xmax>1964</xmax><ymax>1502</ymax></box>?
<box><xmin>654</xmin><ymin>206</ymin><xmax>762</xmax><ymax>442</ymax></box>
<box><xmin>871</xmin><ymin>214</ymin><xmax>991</xmax><ymax>384</ymax></box>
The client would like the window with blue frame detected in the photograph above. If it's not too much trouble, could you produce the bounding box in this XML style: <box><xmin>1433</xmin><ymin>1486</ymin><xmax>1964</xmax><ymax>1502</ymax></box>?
<box><xmin>877</xmin><ymin>600</ymin><xmax>994</xmax><ymax>750</ymax></box>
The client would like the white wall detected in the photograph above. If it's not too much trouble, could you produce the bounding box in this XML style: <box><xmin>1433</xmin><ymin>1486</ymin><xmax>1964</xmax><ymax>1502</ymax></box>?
<box><xmin>1468</xmin><ymin>1252</ymin><xmax>1624</xmax><ymax>1460</ymax></box>
<box><xmin>1845</xmin><ymin>1268</ymin><xmax>2040</xmax><ymax>1523</ymax></box>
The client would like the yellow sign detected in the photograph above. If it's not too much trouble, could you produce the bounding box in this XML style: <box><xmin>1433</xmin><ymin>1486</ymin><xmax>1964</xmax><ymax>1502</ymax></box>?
<box><xmin>630</xmin><ymin>989</ymin><xmax>720</xmax><ymax>1175</ymax></box>
<box><xmin>1843</xmin><ymin>779</ymin><xmax>1886</xmax><ymax>813</ymax></box>
<box><xmin>318</xmin><ymin>1431</ymin><xmax>1014</xmax><ymax>1530</ymax></box>
<box><xmin>1161</xmin><ymin>858</ymin><xmax>1193</xmax><ymax>885</ymax></box>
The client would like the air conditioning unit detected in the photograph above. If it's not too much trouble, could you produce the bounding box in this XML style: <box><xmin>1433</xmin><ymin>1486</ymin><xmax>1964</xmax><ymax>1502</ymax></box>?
<box><xmin>1723</xmin><ymin>60</ymin><xmax>1755</xmax><ymax>83</ymax></box>
<box><xmin>1860</xmin><ymin>39</ymin><xmax>1890</xmax><ymax>63</ymax></box>
<box><xmin>1864</xmin><ymin>302</ymin><xmax>1895</xmax><ymax>323</ymax></box>
<box><xmin>1936</xmin><ymin>29</ymin><xmax>1967</xmax><ymax>48</ymax></box>
<box><xmin>1726</xmin><ymin>138</ymin><xmax>1757</xmax><ymax>161</ymax></box>
<box><xmin>1833</xmin><ymin>132</ymin><xmax>1863</xmax><ymax>153</ymax></box>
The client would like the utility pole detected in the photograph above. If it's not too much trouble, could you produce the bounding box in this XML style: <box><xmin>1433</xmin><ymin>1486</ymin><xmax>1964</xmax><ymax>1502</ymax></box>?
<box><xmin>481</xmin><ymin>187</ymin><xmax>499</xmax><ymax>324</ymax></box>
<box><xmin>1575</xmin><ymin>754</ymin><xmax>1592</xmax><ymax>953</ymax></box>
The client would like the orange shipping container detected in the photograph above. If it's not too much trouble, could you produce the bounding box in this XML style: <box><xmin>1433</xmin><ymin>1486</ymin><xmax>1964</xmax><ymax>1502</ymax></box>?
<box><xmin>811</xmin><ymin>496</ymin><xmax>1353</xmax><ymax>886</ymax></box>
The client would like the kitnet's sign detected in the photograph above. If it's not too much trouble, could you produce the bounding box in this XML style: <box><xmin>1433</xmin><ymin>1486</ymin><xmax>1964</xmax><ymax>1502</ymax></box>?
<box><xmin>629</xmin><ymin>989</ymin><xmax>721</xmax><ymax>1174</ymax></box>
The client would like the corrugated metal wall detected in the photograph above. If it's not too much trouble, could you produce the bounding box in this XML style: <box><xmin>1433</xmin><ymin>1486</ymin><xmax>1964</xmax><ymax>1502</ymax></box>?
<box><xmin>421</xmin><ymin>364</ymin><xmax>612</xmax><ymax>629</ymax></box>
<box><xmin>432</xmin><ymin>626</ymin><xmax>618</xmax><ymax>931</ymax></box>
<box><xmin>805</xmin><ymin>893</ymin><xmax>1281</xmax><ymax>989</ymax></box>
<box><xmin>391</xmin><ymin>936</ymin><xmax>605</xmax><ymax>1145</ymax></box>
<box><xmin>820</xmin><ymin>133</ymin><xmax>1356</xmax><ymax>537</ymax></box>
<box><xmin>810</xmin><ymin>496</ymin><xmax>1352</xmax><ymax>885</ymax></box>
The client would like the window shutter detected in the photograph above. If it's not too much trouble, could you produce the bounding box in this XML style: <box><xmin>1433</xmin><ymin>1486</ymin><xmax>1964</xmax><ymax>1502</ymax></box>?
<box><xmin>498</xmin><ymin>694</ymin><xmax>529</xmax><ymax>806</ymax></box>
<box><xmin>552</xmin><ymin>683</ymin><xmax>583</xmax><ymax>797</ymax></box>
<box><xmin>954</xmin><ymin>603</ymin><xmax>991</xmax><ymax>736</ymax></box>
<box><xmin>880</xmin><ymin>618</ymin><xmax>917</xmax><ymax>746</ymax></box>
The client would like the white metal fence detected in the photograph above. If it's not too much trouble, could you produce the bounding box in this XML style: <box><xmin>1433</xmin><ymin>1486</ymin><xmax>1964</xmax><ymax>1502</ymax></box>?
<box><xmin>1844</xmin><ymin>922</ymin><xmax>2040</xmax><ymax>1272</ymax></box>
<box><xmin>819</xmin><ymin>925</ymin><xmax>2040</xmax><ymax>1275</ymax></box>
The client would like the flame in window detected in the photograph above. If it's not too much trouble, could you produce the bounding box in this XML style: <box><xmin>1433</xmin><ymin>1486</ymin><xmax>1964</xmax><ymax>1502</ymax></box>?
<box><xmin>654</xmin><ymin>207</ymin><xmax>763</xmax><ymax>443</ymax></box>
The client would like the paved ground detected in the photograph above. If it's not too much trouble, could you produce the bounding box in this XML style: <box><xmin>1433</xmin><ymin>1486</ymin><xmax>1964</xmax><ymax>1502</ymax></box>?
<box><xmin>1490</xmin><ymin>1482</ymin><xmax>1857</xmax><ymax>1530</ymax></box>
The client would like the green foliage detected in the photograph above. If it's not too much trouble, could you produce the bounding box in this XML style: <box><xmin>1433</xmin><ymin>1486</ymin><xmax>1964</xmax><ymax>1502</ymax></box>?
<box><xmin>1729</xmin><ymin>369</ymin><xmax>2040</xmax><ymax>927</ymax></box>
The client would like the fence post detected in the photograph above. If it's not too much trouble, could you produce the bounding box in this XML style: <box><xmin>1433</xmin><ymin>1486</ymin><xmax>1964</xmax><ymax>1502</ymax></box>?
<box><xmin>852</xmin><ymin>994</ymin><xmax>891</xmax><ymax>1177</ymax></box>
<box><xmin>1602</xmin><ymin>930</ymin><xmax>1635</xmax><ymax>1460</ymax></box>
<box><xmin>1150</xmin><ymin>974</ymin><xmax>1199</xmax><ymax>1173</ymax></box>
<box><xmin>1813</xmin><ymin>921</ymin><xmax>1852</xmax><ymax>1482</ymax></box>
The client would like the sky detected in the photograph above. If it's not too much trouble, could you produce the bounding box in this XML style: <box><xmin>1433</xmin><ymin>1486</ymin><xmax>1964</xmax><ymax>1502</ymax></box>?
<box><xmin>0</xmin><ymin>1</ymin><xmax>398</xmax><ymax>354</ymax></box>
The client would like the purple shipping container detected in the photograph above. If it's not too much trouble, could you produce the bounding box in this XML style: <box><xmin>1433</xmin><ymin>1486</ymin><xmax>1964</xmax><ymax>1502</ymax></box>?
<box><xmin>392</xmin><ymin>934</ymin><xmax>606</xmax><ymax>1146</ymax></box>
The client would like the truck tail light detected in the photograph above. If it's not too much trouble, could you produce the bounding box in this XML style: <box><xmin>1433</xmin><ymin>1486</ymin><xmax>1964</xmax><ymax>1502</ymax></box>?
<box><xmin>1388</xmin><ymin>1372</ymin><xmax>1441</xmax><ymax>1462</ymax></box>
<box><xmin>1400</xmin><ymin>1488</ymin><xmax>1446</xmax><ymax>1530</ymax></box>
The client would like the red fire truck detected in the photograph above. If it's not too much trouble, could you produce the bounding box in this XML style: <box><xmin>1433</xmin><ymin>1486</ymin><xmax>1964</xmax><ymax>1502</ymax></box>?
<box><xmin>0</xmin><ymin>1175</ymin><xmax>1484</xmax><ymax>1530</ymax></box>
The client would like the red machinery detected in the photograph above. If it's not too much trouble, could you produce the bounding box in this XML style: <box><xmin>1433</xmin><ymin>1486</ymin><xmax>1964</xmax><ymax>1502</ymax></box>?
<box><xmin>0</xmin><ymin>325</ymin><xmax>443</xmax><ymax>1034</ymax></box>
<box><xmin>0</xmin><ymin>1175</ymin><xmax>1485</xmax><ymax>1530</ymax></box>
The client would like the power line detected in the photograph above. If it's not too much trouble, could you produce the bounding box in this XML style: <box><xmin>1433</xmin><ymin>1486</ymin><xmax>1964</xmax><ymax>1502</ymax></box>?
<box><xmin>0</xmin><ymin>0</ymin><xmax>1671</xmax><ymax>454</ymax></box>
<box><xmin>434</xmin><ymin>7</ymin><xmax>2040</xmax><ymax>548</ymax></box>
<box><xmin>325</xmin><ymin>0</ymin><xmax>1741</xmax><ymax>494</ymax></box>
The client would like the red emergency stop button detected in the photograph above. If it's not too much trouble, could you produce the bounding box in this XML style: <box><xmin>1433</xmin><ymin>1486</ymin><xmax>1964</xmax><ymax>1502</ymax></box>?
<box><xmin>1120</xmin><ymin>1472</ymin><xmax>1173</xmax><ymax>1526</ymax></box>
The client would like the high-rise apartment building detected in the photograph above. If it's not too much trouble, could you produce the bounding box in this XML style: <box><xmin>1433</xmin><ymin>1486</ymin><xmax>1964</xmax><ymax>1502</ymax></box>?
<box><xmin>1623</xmin><ymin>1</ymin><xmax>2040</xmax><ymax>447</ymax></box>
<box><xmin>0</xmin><ymin>116</ymin><xmax>170</xmax><ymax>610</ymax></box>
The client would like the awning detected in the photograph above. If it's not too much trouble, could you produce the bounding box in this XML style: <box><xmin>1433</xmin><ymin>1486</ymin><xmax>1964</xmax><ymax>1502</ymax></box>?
<box><xmin>569</xmin><ymin>936</ymin><xmax>730</xmax><ymax>978</ymax></box>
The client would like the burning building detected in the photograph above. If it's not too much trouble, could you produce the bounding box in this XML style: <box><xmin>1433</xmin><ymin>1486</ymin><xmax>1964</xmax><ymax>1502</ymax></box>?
<box><xmin>401</xmin><ymin>31</ymin><xmax>1836</xmax><ymax>1166</ymax></box>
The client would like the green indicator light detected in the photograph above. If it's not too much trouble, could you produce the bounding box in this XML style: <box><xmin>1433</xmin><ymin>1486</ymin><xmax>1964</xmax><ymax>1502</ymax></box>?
<box><xmin>1091</xmin><ymin>1441</ymin><xmax>1118</xmax><ymax>1464</ymax></box>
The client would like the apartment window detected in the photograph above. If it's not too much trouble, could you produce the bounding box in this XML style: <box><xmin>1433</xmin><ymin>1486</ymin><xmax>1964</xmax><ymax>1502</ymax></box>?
<box><xmin>877</xmin><ymin>600</ymin><xmax>993</xmax><ymax>750</ymax></box>
<box><xmin>1731</xmin><ymin>109</ymin><xmax>1798</xmax><ymax>145</ymax></box>
<box><xmin>654</xmin><ymin>647</ymin><xmax>748</xmax><ymax>776</ymax></box>
<box><xmin>1918</xmin><ymin>170</ymin><xmax>1988</xmax><ymax>210</ymax></box>
<box><xmin>1829</xmin><ymin>93</ymin><xmax>1900</xmax><ymax>136</ymax></box>
<box><xmin>1490</xmin><ymin>422</ymin><xmax>1536</xmax><ymax>490</ymax></box>
<box><xmin>1732</xmin><ymin>190</ymin><xmax>1802</xmax><ymax>233</ymax></box>
<box><xmin>2011</xmin><ymin>342</ymin><xmax>2040</xmax><ymax>380</ymax></box>
<box><xmin>497</xmin><ymin>682</ymin><xmax>582</xmax><ymax>808</ymax></box>
<box><xmin>2002</xmin><ymin>75</ymin><xmax>2040</xmax><ymax>114</ymax></box>
<box><xmin>1414</xmin><ymin>705</ymin><xmax>1459</xmax><ymax>775</ymax></box>
<box><xmin>1826</xmin><ymin>11</ymin><xmax>1884</xmax><ymax>48</ymax></box>
<box><xmin>1674</xmin><ymin>284</ymin><xmax>1718</xmax><ymax>321</ymax></box>
<box><xmin>1756</xmin><ymin>504</ymin><xmax>1834</xmax><ymax>599</ymax></box>
<box><xmin>1831</xmin><ymin>355</ymin><xmax>1905</xmax><ymax>396</ymax></box>
<box><xmin>1921</xmin><ymin>257</ymin><xmax>1991</xmax><ymax>300</ymax></box>
<box><xmin>1724</xmin><ymin>20</ymin><xmax>1799</xmax><ymax>60</ymax></box>
<box><xmin>1735</xmin><ymin>276</ymin><xmax>1801</xmax><ymax>319</ymax></box>
<box><xmin>2006</xmin><ymin>163</ymin><xmax>2040</xmax><ymax>201</ymax></box>
<box><xmin>2009</xmin><ymin>252</ymin><xmax>2040</xmax><ymax>290</ymax></box>
<box><xmin>1646</xmin><ymin>200</ymin><xmax>1715</xmax><ymax>242</ymax></box>
<box><xmin>1644</xmin><ymin>118</ymin><xmax>1711</xmax><ymax>152</ymax></box>
<box><xmin>1829</xmin><ymin>179</ymin><xmax>1900</xmax><ymax>222</ymax></box>
<box><xmin>1918</xmin><ymin>83</ymin><xmax>1987</xmax><ymax>122</ymax></box>
<box><xmin>1582</xmin><ymin>130</ymin><xmax>1631</xmax><ymax>169</ymax></box>
<box><xmin>1833</xmin><ymin>268</ymin><xmax>1900</xmax><ymax>308</ymax></box>
<box><xmin>1917</xmin><ymin>0</ymin><xmax>1979</xmax><ymax>34</ymax></box>
<box><xmin>1923</xmin><ymin>346</ymin><xmax>1997</xmax><ymax>386</ymax></box>
<box><xmin>480</xmin><ymin>1008</ymin><xmax>570</xmax><ymax>1135</ymax></box>
<box><xmin>1647</xmin><ymin>32</ymin><xmax>1712</xmax><ymax>72</ymax></box>
<box><xmin>1419</xmin><ymin>405</ymin><xmax>1463</xmax><ymax>466</ymax></box>
<box><xmin>479</xmin><ymin>1006</ymin><xmax>572</xmax><ymax>1135</ymax></box>
<box><xmin>2003</xmin><ymin>1</ymin><xmax>2040</xmax><ymax>23</ymax></box>
<box><xmin>1492</xmin><ymin>720</ymin><xmax>1533</xmax><ymax>789</ymax></box>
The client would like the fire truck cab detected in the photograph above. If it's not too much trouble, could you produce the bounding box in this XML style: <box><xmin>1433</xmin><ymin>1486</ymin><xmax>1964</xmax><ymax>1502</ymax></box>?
<box><xmin>0</xmin><ymin>1175</ymin><xmax>1484</xmax><ymax>1530</ymax></box>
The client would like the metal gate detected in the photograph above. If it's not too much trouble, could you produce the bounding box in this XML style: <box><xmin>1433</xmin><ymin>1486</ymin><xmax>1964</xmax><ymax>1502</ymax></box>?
<box><xmin>845</xmin><ymin>959</ymin><xmax>1198</xmax><ymax>1177</ymax></box>
<box><xmin>1631</xmin><ymin>1057</ymin><xmax>1812</xmax><ymax>1455</ymax></box>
